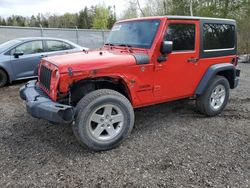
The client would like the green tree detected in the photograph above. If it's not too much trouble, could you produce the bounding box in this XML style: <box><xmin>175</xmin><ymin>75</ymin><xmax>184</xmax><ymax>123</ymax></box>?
<box><xmin>92</xmin><ymin>4</ymin><xmax>109</xmax><ymax>29</ymax></box>
<box><xmin>108</xmin><ymin>6</ymin><xmax>117</xmax><ymax>29</ymax></box>
<box><xmin>40</xmin><ymin>14</ymin><xmax>49</xmax><ymax>27</ymax></box>
<box><xmin>30</xmin><ymin>15</ymin><xmax>39</xmax><ymax>27</ymax></box>
<box><xmin>78</xmin><ymin>7</ymin><xmax>93</xmax><ymax>29</ymax></box>
<box><xmin>0</xmin><ymin>16</ymin><xmax>3</xmax><ymax>25</ymax></box>
<box><xmin>62</xmin><ymin>13</ymin><xmax>78</xmax><ymax>28</ymax></box>
<box><xmin>1</xmin><ymin>18</ymin><xmax>6</xmax><ymax>26</ymax></box>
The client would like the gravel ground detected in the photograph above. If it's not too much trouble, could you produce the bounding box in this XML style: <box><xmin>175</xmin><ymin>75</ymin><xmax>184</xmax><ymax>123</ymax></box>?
<box><xmin>0</xmin><ymin>63</ymin><xmax>249</xmax><ymax>187</ymax></box>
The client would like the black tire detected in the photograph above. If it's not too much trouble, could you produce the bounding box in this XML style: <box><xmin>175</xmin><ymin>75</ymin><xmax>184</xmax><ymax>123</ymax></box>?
<box><xmin>0</xmin><ymin>69</ymin><xmax>8</xmax><ymax>88</ymax></box>
<box><xmin>196</xmin><ymin>76</ymin><xmax>230</xmax><ymax>116</ymax></box>
<box><xmin>73</xmin><ymin>89</ymin><xmax>135</xmax><ymax>151</ymax></box>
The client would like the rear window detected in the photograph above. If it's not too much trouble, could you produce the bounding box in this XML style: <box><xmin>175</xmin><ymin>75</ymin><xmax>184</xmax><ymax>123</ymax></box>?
<box><xmin>203</xmin><ymin>23</ymin><xmax>235</xmax><ymax>51</ymax></box>
<box><xmin>46</xmin><ymin>40</ymin><xmax>73</xmax><ymax>52</ymax></box>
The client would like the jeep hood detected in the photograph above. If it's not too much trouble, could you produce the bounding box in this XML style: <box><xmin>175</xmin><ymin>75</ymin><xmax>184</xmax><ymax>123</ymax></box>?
<box><xmin>43</xmin><ymin>50</ymin><xmax>138</xmax><ymax>73</ymax></box>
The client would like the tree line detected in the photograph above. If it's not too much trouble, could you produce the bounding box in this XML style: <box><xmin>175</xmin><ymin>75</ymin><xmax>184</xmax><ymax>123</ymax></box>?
<box><xmin>122</xmin><ymin>0</ymin><xmax>249</xmax><ymax>20</ymax></box>
<box><xmin>0</xmin><ymin>4</ymin><xmax>116</xmax><ymax>30</ymax></box>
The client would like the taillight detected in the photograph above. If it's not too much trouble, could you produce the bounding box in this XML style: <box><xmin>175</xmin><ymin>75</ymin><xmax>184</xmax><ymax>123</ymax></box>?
<box><xmin>231</xmin><ymin>57</ymin><xmax>238</xmax><ymax>66</ymax></box>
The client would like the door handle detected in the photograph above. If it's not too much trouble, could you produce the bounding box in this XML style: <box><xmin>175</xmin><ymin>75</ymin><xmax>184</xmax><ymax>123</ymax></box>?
<box><xmin>187</xmin><ymin>58</ymin><xmax>199</xmax><ymax>63</ymax></box>
<box><xmin>40</xmin><ymin>55</ymin><xmax>47</xmax><ymax>58</ymax></box>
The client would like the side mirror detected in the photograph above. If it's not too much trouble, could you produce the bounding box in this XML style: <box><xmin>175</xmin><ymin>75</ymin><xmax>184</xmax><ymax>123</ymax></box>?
<box><xmin>160</xmin><ymin>41</ymin><xmax>173</xmax><ymax>54</ymax></box>
<box><xmin>14</xmin><ymin>51</ymin><xmax>24</xmax><ymax>58</ymax></box>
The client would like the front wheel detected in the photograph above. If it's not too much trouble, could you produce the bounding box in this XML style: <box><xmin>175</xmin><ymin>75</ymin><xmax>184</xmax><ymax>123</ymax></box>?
<box><xmin>196</xmin><ymin>76</ymin><xmax>230</xmax><ymax>116</ymax></box>
<box><xmin>73</xmin><ymin>89</ymin><xmax>135</xmax><ymax>151</ymax></box>
<box><xmin>0</xmin><ymin>69</ymin><xmax>7</xmax><ymax>88</ymax></box>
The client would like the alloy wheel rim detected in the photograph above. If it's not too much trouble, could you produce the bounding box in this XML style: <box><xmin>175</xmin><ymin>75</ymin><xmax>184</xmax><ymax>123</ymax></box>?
<box><xmin>210</xmin><ymin>84</ymin><xmax>226</xmax><ymax>111</ymax></box>
<box><xmin>88</xmin><ymin>104</ymin><xmax>124</xmax><ymax>141</ymax></box>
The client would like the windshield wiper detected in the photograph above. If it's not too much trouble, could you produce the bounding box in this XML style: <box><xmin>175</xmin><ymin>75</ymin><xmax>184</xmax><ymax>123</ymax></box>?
<box><xmin>104</xmin><ymin>43</ymin><xmax>114</xmax><ymax>46</ymax></box>
<box><xmin>117</xmin><ymin>44</ymin><xmax>133</xmax><ymax>48</ymax></box>
<box><xmin>105</xmin><ymin>43</ymin><xmax>134</xmax><ymax>52</ymax></box>
<box><xmin>117</xmin><ymin>44</ymin><xmax>134</xmax><ymax>53</ymax></box>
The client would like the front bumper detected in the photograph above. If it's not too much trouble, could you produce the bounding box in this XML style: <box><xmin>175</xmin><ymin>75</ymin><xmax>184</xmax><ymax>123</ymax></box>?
<box><xmin>20</xmin><ymin>80</ymin><xmax>74</xmax><ymax>124</ymax></box>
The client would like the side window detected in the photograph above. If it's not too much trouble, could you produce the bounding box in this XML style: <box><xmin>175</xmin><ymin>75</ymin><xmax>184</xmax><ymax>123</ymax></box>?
<box><xmin>165</xmin><ymin>23</ymin><xmax>196</xmax><ymax>51</ymax></box>
<box><xmin>46</xmin><ymin>40</ymin><xmax>72</xmax><ymax>52</ymax></box>
<box><xmin>203</xmin><ymin>23</ymin><xmax>235</xmax><ymax>50</ymax></box>
<box><xmin>14</xmin><ymin>41</ymin><xmax>43</xmax><ymax>55</ymax></box>
<box><xmin>64</xmin><ymin>42</ymin><xmax>74</xmax><ymax>50</ymax></box>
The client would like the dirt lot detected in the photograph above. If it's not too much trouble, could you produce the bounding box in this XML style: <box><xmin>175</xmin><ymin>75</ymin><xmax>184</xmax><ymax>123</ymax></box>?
<box><xmin>0</xmin><ymin>64</ymin><xmax>249</xmax><ymax>187</ymax></box>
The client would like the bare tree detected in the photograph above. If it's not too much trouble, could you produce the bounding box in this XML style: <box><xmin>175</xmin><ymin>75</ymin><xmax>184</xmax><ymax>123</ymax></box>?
<box><xmin>190</xmin><ymin>0</ymin><xmax>193</xmax><ymax>16</ymax></box>
<box><xmin>163</xmin><ymin>1</ymin><xmax>167</xmax><ymax>15</ymax></box>
<box><xmin>136</xmin><ymin>0</ymin><xmax>145</xmax><ymax>16</ymax></box>
<box><xmin>122</xmin><ymin>0</ymin><xmax>138</xmax><ymax>19</ymax></box>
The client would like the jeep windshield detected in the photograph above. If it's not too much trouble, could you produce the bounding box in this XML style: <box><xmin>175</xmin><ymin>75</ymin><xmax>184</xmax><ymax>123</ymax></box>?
<box><xmin>106</xmin><ymin>20</ymin><xmax>161</xmax><ymax>49</ymax></box>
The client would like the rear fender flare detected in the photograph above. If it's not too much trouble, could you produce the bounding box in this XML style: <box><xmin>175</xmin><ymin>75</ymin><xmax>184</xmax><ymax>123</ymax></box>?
<box><xmin>195</xmin><ymin>63</ymin><xmax>236</xmax><ymax>95</ymax></box>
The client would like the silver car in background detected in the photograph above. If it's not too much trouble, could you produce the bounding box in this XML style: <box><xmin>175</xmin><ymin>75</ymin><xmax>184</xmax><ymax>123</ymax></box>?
<box><xmin>0</xmin><ymin>37</ymin><xmax>88</xmax><ymax>87</ymax></box>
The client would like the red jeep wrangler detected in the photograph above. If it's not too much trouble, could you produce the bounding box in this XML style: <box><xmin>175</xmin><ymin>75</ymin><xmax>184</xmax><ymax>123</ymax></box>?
<box><xmin>20</xmin><ymin>16</ymin><xmax>240</xmax><ymax>151</ymax></box>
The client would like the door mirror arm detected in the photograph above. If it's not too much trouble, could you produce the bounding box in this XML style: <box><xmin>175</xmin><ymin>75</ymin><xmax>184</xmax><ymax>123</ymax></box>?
<box><xmin>157</xmin><ymin>55</ymin><xmax>167</xmax><ymax>63</ymax></box>
<box><xmin>157</xmin><ymin>41</ymin><xmax>173</xmax><ymax>63</ymax></box>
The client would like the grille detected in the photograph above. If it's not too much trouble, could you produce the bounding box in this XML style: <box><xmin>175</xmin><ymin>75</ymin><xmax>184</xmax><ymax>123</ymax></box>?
<box><xmin>39</xmin><ymin>65</ymin><xmax>52</xmax><ymax>91</ymax></box>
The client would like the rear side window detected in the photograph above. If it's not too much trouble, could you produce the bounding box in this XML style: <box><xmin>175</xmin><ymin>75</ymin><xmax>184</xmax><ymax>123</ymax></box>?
<box><xmin>165</xmin><ymin>23</ymin><xmax>195</xmax><ymax>51</ymax></box>
<box><xmin>203</xmin><ymin>23</ymin><xmax>235</xmax><ymax>50</ymax></box>
<box><xmin>46</xmin><ymin>40</ymin><xmax>73</xmax><ymax>52</ymax></box>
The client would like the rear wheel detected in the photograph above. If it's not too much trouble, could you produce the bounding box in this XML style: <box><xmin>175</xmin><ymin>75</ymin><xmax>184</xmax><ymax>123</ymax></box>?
<box><xmin>73</xmin><ymin>89</ymin><xmax>135</xmax><ymax>151</ymax></box>
<box><xmin>196</xmin><ymin>76</ymin><xmax>229</xmax><ymax>116</ymax></box>
<box><xmin>0</xmin><ymin>69</ymin><xmax>7</xmax><ymax>88</ymax></box>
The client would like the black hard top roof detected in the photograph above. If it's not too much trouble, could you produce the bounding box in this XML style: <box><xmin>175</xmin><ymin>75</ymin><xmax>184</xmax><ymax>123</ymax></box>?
<box><xmin>166</xmin><ymin>15</ymin><xmax>236</xmax><ymax>22</ymax></box>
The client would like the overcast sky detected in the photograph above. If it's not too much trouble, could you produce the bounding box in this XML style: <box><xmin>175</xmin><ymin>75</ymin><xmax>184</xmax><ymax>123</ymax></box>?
<box><xmin>0</xmin><ymin>0</ymin><xmax>140</xmax><ymax>18</ymax></box>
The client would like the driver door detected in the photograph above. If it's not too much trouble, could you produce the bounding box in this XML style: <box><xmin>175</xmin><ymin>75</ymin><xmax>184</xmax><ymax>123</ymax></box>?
<box><xmin>154</xmin><ymin>20</ymin><xmax>200</xmax><ymax>100</ymax></box>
